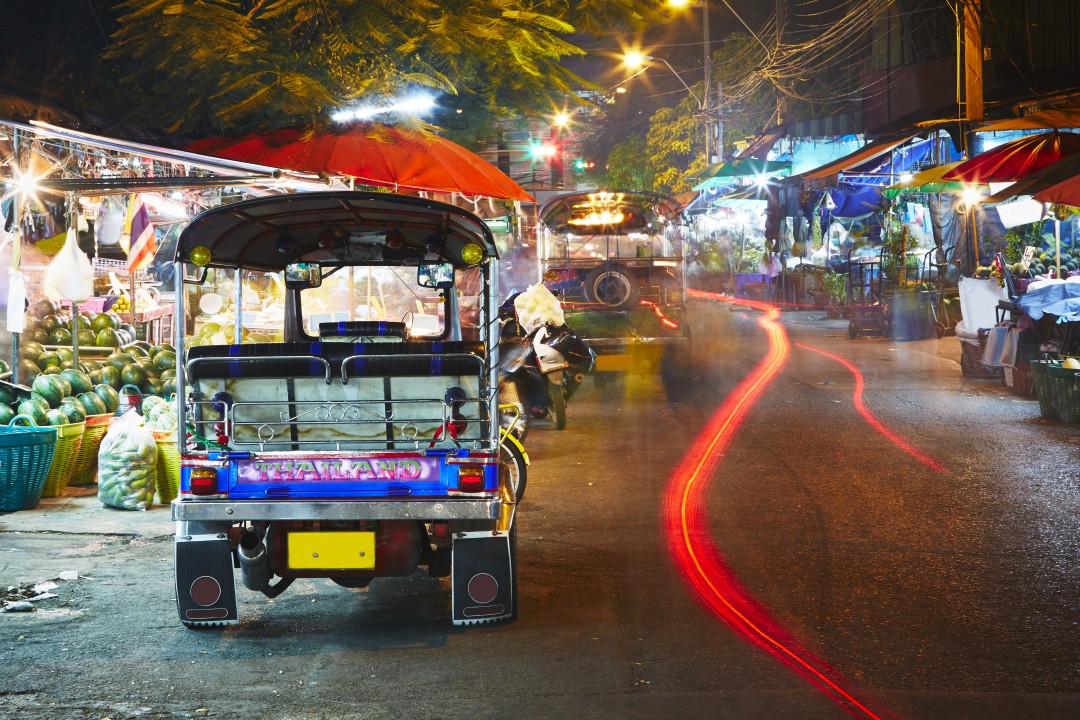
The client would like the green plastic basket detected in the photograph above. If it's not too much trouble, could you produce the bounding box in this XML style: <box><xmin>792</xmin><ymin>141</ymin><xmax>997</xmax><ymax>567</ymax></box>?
<box><xmin>1031</xmin><ymin>360</ymin><xmax>1057</xmax><ymax>418</ymax></box>
<box><xmin>39</xmin><ymin>420</ymin><xmax>85</xmax><ymax>499</ymax></box>
<box><xmin>0</xmin><ymin>415</ymin><xmax>58</xmax><ymax>512</ymax></box>
<box><xmin>1049</xmin><ymin>365</ymin><xmax>1080</xmax><ymax>423</ymax></box>
<box><xmin>152</xmin><ymin>430</ymin><xmax>180</xmax><ymax>505</ymax></box>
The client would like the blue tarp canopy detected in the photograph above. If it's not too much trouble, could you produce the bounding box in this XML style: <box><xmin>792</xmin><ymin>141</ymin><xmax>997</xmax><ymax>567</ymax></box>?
<box><xmin>1018</xmin><ymin>279</ymin><xmax>1080</xmax><ymax>321</ymax></box>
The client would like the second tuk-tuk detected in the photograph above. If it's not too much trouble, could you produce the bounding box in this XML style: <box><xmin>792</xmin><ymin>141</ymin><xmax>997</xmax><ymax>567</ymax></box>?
<box><xmin>535</xmin><ymin>190</ymin><xmax>692</xmax><ymax>396</ymax></box>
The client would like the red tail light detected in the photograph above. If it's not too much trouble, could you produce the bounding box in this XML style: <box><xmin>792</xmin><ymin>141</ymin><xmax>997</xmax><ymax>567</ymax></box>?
<box><xmin>189</xmin><ymin>468</ymin><xmax>219</xmax><ymax>495</ymax></box>
<box><xmin>457</xmin><ymin>466</ymin><xmax>485</xmax><ymax>493</ymax></box>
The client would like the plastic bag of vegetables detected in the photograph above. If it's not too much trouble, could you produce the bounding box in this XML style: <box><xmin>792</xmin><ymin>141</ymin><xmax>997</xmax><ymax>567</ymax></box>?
<box><xmin>97</xmin><ymin>409</ymin><xmax>158</xmax><ymax>510</ymax></box>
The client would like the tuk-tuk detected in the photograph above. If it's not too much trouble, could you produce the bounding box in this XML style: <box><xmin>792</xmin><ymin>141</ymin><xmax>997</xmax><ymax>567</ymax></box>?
<box><xmin>170</xmin><ymin>191</ymin><xmax>522</xmax><ymax>627</ymax></box>
<box><xmin>536</xmin><ymin>190</ymin><xmax>692</xmax><ymax>396</ymax></box>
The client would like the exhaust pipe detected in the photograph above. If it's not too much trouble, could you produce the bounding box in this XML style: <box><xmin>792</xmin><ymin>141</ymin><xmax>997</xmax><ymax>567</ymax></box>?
<box><xmin>237</xmin><ymin>531</ymin><xmax>293</xmax><ymax>599</ymax></box>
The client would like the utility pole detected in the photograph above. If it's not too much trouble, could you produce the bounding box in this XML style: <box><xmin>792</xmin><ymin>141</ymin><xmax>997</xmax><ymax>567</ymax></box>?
<box><xmin>701</xmin><ymin>3</ymin><xmax>713</xmax><ymax>163</ymax></box>
<box><xmin>963</xmin><ymin>0</ymin><xmax>984</xmax><ymax>123</ymax></box>
<box><xmin>775</xmin><ymin>0</ymin><xmax>786</xmax><ymax>125</ymax></box>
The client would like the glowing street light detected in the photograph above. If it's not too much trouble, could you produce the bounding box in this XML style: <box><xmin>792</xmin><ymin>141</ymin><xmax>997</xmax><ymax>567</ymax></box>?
<box><xmin>622</xmin><ymin>52</ymin><xmax>704</xmax><ymax>108</ymax></box>
<box><xmin>331</xmin><ymin>92</ymin><xmax>437</xmax><ymax>122</ymax></box>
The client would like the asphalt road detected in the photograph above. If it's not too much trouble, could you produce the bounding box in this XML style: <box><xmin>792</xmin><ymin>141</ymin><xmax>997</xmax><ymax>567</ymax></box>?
<box><xmin>3</xmin><ymin>299</ymin><xmax>1080</xmax><ymax>720</ymax></box>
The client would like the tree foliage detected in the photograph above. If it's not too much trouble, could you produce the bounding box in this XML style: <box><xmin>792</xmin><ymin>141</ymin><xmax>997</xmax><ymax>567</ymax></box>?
<box><xmin>104</xmin><ymin>0</ymin><xmax>666</xmax><ymax>135</ymax></box>
<box><xmin>605</xmin><ymin>134</ymin><xmax>655</xmax><ymax>191</ymax></box>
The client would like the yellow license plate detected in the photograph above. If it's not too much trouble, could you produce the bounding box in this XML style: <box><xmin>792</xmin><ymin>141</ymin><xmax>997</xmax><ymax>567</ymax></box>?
<box><xmin>594</xmin><ymin>354</ymin><xmax>632</xmax><ymax>372</ymax></box>
<box><xmin>287</xmin><ymin>531</ymin><xmax>376</xmax><ymax>570</ymax></box>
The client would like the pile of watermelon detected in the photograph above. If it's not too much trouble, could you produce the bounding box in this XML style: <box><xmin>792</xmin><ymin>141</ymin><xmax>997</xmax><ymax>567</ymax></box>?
<box><xmin>20</xmin><ymin>298</ymin><xmax>139</xmax><ymax>350</ymax></box>
<box><xmin>2</xmin><ymin>336</ymin><xmax>178</xmax><ymax>427</ymax></box>
<box><xmin>0</xmin><ymin>365</ymin><xmax>120</xmax><ymax>428</ymax></box>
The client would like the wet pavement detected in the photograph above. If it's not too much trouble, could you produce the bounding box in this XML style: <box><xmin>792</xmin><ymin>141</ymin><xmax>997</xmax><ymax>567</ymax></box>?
<box><xmin>2</xmin><ymin>301</ymin><xmax>1079</xmax><ymax>720</ymax></box>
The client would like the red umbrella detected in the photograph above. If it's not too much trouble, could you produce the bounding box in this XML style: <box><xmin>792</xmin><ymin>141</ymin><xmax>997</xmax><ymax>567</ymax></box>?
<box><xmin>184</xmin><ymin>123</ymin><xmax>534</xmax><ymax>202</ymax></box>
<box><xmin>942</xmin><ymin>131</ymin><xmax>1080</xmax><ymax>183</ymax></box>
<box><xmin>1034</xmin><ymin>173</ymin><xmax>1080</xmax><ymax>207</ymax></box>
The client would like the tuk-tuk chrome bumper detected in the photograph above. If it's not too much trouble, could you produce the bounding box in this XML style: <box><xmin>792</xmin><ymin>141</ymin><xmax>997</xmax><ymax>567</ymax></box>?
<box><xmin>171</xmin><ymin>498</ymin><xmax>502</xmax><ymax>522</ymax></box>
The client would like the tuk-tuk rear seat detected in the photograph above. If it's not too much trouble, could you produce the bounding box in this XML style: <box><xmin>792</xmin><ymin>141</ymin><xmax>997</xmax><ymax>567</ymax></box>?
<box><xmin>186</xmin><ymin>341</ymin><xmax>486</xmax><ymax>382</ymax></box>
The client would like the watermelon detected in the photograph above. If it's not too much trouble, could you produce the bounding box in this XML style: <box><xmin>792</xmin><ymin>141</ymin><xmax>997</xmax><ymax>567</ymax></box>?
<box><xmin>45</xmin><ymin>408</ymin><xmax>70</xmax><ymax>426</ymax></box>
<box><xmin>121</xmin><ymin>364</ymin><xmax>148</xmax><ymax>388</ymax></box>
<box><xmin>36</xmin><ymin>351</ymin><xmax>62</xmax><ymax>369</ymax></box>
<box><xmin>92</xmin><ymin>384</ymin><xmax>121</xmax><ymax>413</ymax></box>
<box><xmin>77</xmin><ymin>329</ymin><xmax>97</xmax><ymax>347</ymax></box>
<box><xmin>56</xmin><ymin>348</ymin><xmax>74</xmax><ymax>363</ymax></box>
<box><xmin>127</xmin><ymin>344</ymin><xmax>150</xmax><ymax>358</ymax></box>
<box><xmin>142</xmin><ymin>378</ymin><xmax>164</xmax><ymax>395</ymax></box>
<box><xmin>23</xmin><ymin>327</ymin><xmax>50</xmax><ymax>345</ymax></box>
<box><xmin>39</xmin><ymin>314</ymin><xmax>63</xmax><ymax>334</ymax></box>
<box><xmin>95</xmin><ymin>328</ymin><xmax>122</xmax><ymax>348</ymax></box>
<box><xmin>29</xmin><ymin>298</ymin><xmax>60</xmax><ymax>319</ymax></box>
<box><xmin>0</xmin><ymin>359</ymin><xmax>8</xmax><ymax>375</ymax></box>
<box><xmin>32</xmin><ymin>374</ymin><xmax>70</xmax><ymax>408</ymax></box>
<box><xmin>60</xmin><ymin>369</ymin><xmax>94</xmax><ymax>395</ymax></box>
<box><xmin>105</xmin><ymin>352</ymin><xmax>133</xmax><ymax>371</ymax></box>
<box><xmin>17</xmin><ymin>358</ymin><xmax>41</xmax><ymax>382</ymax></box>
<box><xmin>100</xmin><ymin>365</ymin><xmax>123</xmax><ymax>390</ymax></box>
<box><xmin>91</xmin><ymin>312</ymin><xmax>120</xmax><ymax>333</ymax></box>
<box><xmin>58</xmin><ymin>398</ymin><xmax>88</xmax><ymax>424</ymax></box>
<box><xmin>154</xmin><ymin>351</ymin><xmax>177</xmax><ymax>370</ymax></box>
<box><xmin>0</xmin><ymin>404</ymin><xmax>15</xmax><ymax>425</ymax></box>
<box><xmin>69</xmin><ymin>314</ymin><xmax>93</xmax><ymax>331</ymax></box>
<box><xmin>76</xmin><ymin>391</ymin><xmax>109</xmax><ymax>417</ymax></box>
<box><xmin>41</xmin><ymin>366</ymin><xmax>62</xmax><ymax>375</ymax></box>
<box><xmin>19</xmin><ymin>341</ymin><xmax>45</xmax><ymax>362</ymax></box>
<box><xmin>0</xmin><ymin>383</ymin><xmax>21</xmax><ymax>406</ymax></box>
<box><xmin>16</xmin><ymin>398</ymin><xmax>48</xmax><ymax>425</ymax></box>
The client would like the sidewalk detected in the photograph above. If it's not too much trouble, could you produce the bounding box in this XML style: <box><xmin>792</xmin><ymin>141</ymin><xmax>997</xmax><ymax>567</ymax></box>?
<box><xmin>1</xmin><ymin>486</ymin><xmax>174</xmax><ymax>538</ymax></box>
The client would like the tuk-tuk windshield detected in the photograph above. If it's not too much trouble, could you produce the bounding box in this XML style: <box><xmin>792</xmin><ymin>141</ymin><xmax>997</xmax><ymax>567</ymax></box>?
<box><xmin>538</xmin><ymin>191</ymin><xmax>685</xmax><ymax>262</ymax></box>
<box><xmin>298</xmin><ymin>265</ymin><xmax>482</xmax><ymax>338</ymax></box>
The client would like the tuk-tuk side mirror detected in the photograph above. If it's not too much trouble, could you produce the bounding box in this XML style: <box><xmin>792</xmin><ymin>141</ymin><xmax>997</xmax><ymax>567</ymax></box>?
<box><xmin>418</xmin><ymin>263</ymin><xmax>454</xmax><ymax>289</ymax></box>
<box><xmin>285</xmin><ymin>262</ymin><xmax>322</xmax><ymax>289</ymax></box>
<box><xmin>182</xmin><ymin>263</ymin><xmax>208</xmax><ymax>285</ymax></box>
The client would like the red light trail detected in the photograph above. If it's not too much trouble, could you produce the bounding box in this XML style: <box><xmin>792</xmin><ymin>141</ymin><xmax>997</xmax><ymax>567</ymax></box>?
<box><xmin>796</xmin><ymin>342</ymin><xmax>946</xmax><ymax>473</ymax></box>
<box><xmin>670</xmin><ymin>289</ymin><xmax>889</xmax><ymax>719</ymax></box>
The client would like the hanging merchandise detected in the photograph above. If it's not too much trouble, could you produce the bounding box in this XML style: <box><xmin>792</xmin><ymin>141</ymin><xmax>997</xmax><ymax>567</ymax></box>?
<box><xmin>44</xmin><ymin>227</ymin><xmax>94</xmax><ymax>303</ymax></box>
<box><xmin>95</xmin><ymin>196</ymin><xmax>124</xmax><ymax>246</ymax></box>
<box><xmin>6</xmin><ymin>268</ymin><xmax>25</xmax><ymax>334</ymax></box>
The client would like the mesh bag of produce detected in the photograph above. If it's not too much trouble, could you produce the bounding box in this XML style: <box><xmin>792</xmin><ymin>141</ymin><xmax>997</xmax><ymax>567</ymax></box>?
<box><xmin>97</xmin><ymin>409</ymin><xmax>158</xmax><ymax>510</ymax></box>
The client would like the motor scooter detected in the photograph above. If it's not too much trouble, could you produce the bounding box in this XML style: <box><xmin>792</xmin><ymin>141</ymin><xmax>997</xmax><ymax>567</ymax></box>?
<box><xmin>498</xmin><ymin>295</ymin><xmax>594</xmax><ymax>430</ymax></box>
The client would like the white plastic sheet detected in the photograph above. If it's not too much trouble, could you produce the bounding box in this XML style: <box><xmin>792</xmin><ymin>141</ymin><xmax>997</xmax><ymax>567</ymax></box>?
<box><xmin>957</xmin><ymin>277</ymin><xmax>1006</xmax><ymax>334</ymax></box>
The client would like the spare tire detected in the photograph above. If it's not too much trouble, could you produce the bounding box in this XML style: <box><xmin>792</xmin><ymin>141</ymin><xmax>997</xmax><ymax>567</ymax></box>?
<box><xmin>583</xmin><ymin>266</ymin><xmax>639</xmax><ymax>309</ymax></box>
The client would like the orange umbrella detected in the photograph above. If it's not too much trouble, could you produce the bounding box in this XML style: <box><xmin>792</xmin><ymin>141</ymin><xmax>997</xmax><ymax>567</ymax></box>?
<box><xmin>184</xmin><ymin>123</ymin><xmax>533</xmax><ymax>201</ymax></box>
<box><xmin>942</xmin><ymin>131</ymin><xmax>1080</xmax><ymax>183</ymax></box>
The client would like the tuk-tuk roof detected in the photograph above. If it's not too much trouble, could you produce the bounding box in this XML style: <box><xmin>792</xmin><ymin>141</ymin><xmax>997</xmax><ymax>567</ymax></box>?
<box><xmin>175</xmin><ymin>191</ymin><xmax>497</xmax><ymax>271</ymax></box>
<box><xmin>537</xmin><ymin>190</ymin><xmax>682</xmax><ymax>233</ymax></box>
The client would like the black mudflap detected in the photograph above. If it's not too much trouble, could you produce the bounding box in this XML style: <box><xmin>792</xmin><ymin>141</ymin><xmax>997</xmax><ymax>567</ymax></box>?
<box><xmin>175</xmin><ymin>536</ymin><xmax>239</xmax><ymax>627</ymax></box>
<box><xmin>451</xmin><ymin>530</ymin><xmax>515</xmax><ymax>626</ymax></box>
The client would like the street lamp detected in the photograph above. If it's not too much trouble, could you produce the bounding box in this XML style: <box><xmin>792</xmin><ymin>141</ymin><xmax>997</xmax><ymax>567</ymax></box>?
<box><xmin>623</xmin><ymin>52</ymin><xmax>710</xmax><ymax>160</ymax></box>
<box><xmin>667</xmin><ymin>1</ymin><xmax>714</xmax><ymax>163</ymax></box>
